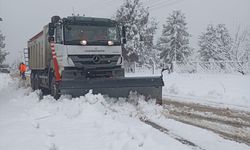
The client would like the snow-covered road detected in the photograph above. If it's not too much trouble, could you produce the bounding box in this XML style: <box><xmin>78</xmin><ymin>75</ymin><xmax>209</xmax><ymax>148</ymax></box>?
<box><xmin>0</xmin><ymin>73</ymin><xmax>249</xmax><ymax>150</ymax></box>
<box><xmin>162</xmin><ymin>99</ymin><xmax>250</xmax><ymax>145</ymax></box>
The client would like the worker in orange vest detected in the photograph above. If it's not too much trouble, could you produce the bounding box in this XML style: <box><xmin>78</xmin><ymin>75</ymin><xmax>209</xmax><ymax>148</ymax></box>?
<box><xmin>19</xmin><ymin>62</ymin><xmax>27</xmax><ymax>80</ymax></box>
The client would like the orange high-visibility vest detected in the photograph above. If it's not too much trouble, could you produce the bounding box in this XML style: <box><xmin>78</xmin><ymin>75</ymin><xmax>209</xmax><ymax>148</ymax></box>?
<box><xmin>20</xmin><ymin>64</ymin><xmax>27</xmax><ymax>73</ymax></box>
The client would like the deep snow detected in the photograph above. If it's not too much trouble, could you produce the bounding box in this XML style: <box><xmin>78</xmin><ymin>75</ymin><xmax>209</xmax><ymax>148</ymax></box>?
<box><xmin>0</xmin><ymin>74</ymin><xmax>188</xmax><ymax>150</ymax></box>
<box><xmin>0</xmin><ymin>73</ymin><xmax>249</xmax><ymax>150</ymax></box>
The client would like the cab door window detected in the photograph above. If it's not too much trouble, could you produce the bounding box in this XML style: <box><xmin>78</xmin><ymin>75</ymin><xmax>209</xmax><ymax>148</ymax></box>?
<box><xmin>55</xmin><ymin>25</ymin><xmax>63</xmax><ymax>43</ymax></box>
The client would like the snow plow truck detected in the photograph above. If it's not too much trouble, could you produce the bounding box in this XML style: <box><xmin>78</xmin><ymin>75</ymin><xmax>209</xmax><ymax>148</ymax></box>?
<box><xmin>28</xmin><ymin>15</ymin><xmax>164</xmax><ymax>104</ymax></box>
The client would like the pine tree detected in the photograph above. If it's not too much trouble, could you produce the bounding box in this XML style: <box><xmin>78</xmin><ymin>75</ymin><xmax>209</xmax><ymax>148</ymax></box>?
<box><xmin>198</xmin><ymin>24</ymin><xmax>232</xmax><ymax>61</ymax></box>
<box><xmin>156</xmin><ymin>10</ymin><xmax>192</xmax><ymax>65</ymax></box>
<box><xmin>115</xmin><ymin>0</ymin><xmax>157</xmax><ymax>65</ymax></box>
<box><xmin>0</xmin><ymin>31</ymin><xmax>8</xmax><ymax>65</ymax></box>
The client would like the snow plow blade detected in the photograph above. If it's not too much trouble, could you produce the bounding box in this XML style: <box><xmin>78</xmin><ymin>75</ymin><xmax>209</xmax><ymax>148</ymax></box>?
<box><xmin>60</xmin><ymin>76</ymin><xmax>164</xmax><ymax>104</ymax></box>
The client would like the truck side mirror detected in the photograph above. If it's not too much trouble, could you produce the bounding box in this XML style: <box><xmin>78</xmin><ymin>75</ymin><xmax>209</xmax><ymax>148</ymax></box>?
<box><xmin>48</xmin><ymin>23</ymin><xmax>54</xmax><ymax>36</ymax></box>
<box><xmin>51</xmin><ymin>16</ymin><xmax>60</xmax><ymax>24</ymax></box>
<box><xmin>122</xmin><ymin>26</ymin><xmax>127</xmax><ymax>44</ymax></box>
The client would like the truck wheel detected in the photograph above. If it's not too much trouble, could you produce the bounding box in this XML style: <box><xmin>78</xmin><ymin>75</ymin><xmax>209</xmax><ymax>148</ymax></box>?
<box><xmin>30</xmin><ymin>72</ymin><xmax>35</xmax><ymax>90</ymax></box>
<box><xmin>31</xmin><ymin>72</ymin><xmax>39</xmax><ymax>90</ymax></box>
<box><xmin>50</xmin><ymin>78</ymin><xmax>60</xmax><ymax>100</ymax></box>
<box><xmin>34</xmin><ymin>74</ymin><xmax>39</xmax><ymax>90</ymax></box>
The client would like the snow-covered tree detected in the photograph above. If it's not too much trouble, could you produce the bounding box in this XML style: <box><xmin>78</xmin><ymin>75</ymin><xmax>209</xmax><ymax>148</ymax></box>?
<box><xmin>198</xmin><ymin>24</ymin><xmax>232</xmax><ymax>62</ymax></box>
<box><xmin>115</xmin><ymin>0</ymin><xmax>157</xmax><ymax>65</ymax></box>
<box><xmin>230</xmin><ymin>27</ymin><xmax>250</xmax><ymax>74</ymax></box>
<box><xmin>0</xmin><ymin>31</ymin><xmax>8</xmax><ymax>65</ymax></box>
<box><xmin>156</xmin><ymin>10</ymin><xmax>192</xmax><ymax>65</ymax></box>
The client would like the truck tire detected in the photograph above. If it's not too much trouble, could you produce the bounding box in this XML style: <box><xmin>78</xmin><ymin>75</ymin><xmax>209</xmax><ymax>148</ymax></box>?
<box><xmin>50</xmin><ymin>78</ymin><xmax>60</xmax><ymax>100</ymax></box>
<box><xmin>30</xmin><ymin>72</ymin><xmax>40</xmax><ymax>90</ymax></box>
<box><xmin>34</xmin><ymin>74</ymin><xmax>40</xmax><ymax>90</ymax></box>
<box><xmin>30</xmin><ymin>72</ymin><xmax>35</xmax><ymax>90</ymax></box>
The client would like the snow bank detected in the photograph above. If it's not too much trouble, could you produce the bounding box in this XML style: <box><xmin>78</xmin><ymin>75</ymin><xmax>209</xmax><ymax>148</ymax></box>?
<box><xmin>162</xmin><ymin>73</ymin><xmax>250</xmax><ymax>110</ymax></box>
<box><xmin>0</xmin><ymin>74</ymin><xmax>190</xmax><ymax>150</ymax></box>
<box><xmin>0</xmin><ymin>73</ymin><xmax>14</xmax><ymax>90</ymax></box>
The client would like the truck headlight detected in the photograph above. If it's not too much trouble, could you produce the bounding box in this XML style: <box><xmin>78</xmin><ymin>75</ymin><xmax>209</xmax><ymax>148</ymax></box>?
<box><xmin>80</xmin><ymin>40</ymin><xmax>87</xmax><ymax>45</ymax></box>
<box><xmin>108</xmin><ymin>40</ymin><xmax>114</xmax><ymax>46</ymax></box>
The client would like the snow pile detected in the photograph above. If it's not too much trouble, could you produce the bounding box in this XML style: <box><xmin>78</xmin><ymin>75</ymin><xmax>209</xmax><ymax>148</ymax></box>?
<box><xmin>0</xmin><ymin>73</ymin><xmax>14</xmax><ymax>90</ymax></box>
<box><xmin>0</xmin><ymin>74</ymin><xmax>188</xmax><ymax>150</ymax></box>
<box><xmin>0</xmin><ymin>73</ymin><xmax>30</xmax><ymax>101</ymax></box>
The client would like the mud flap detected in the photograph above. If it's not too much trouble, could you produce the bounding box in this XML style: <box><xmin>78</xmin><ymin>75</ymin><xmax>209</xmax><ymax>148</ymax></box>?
<box><xmin>59</xmin><ymin>76</ymin><xmax>164</xmax><ymax>104</ymax></box>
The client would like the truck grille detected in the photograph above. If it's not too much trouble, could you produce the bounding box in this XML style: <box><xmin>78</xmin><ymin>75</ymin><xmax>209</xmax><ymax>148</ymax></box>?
<box><xmin>68</xmin><ymin>55</ymin><xmax>120</xmax><ymax>68</ymax></box>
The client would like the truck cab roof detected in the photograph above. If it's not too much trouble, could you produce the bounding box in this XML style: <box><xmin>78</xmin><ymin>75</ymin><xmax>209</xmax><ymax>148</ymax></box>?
<box><xmin>63</xmin><ymin>16</ymin><xmax>118</xmax><ymax>26</ymax></box>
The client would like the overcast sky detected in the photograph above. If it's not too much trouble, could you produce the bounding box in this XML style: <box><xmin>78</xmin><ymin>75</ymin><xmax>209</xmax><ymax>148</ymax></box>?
<box><xmin>0</xmin><ymin>0</ymin><xmax>250</xmax><ymax>63</ymax></box>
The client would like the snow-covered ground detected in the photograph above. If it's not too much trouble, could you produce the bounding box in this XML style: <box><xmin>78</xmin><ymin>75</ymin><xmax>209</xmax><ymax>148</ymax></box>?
<box><xmin>162</xmin><ymin>73</ymin><xmax>250</xmax><ymax>111</ymax></box>
<box><xmin>127</xmin><ymin>70</ymin><xmax>250</xmax><ymax>111</ymax></box>
<box><xmin>0</xmin><ymin>73</ymin><xmax>250</xmax><ymax>150</ymax></box>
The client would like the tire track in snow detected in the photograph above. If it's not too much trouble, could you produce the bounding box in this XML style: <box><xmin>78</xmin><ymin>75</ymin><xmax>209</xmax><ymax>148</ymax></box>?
<box><xmin>101</xmin><ymin>102</ymin><xmax>206</xmax><ymax>150</ymax></box>
<box><xmin>140</xmin><ymin>118</ymin><xmax>206</xmax><ymax>150</ymax></box>
<box><xmin>163</xmin><ymin>98</ymin><xmax>250</xmax><ymax>146</ymax></box>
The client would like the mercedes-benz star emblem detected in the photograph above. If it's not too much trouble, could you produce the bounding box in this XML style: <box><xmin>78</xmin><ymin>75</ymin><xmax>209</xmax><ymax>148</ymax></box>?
<box><xmin>92</xmin><ymin>56</ymin><xmax>100</xmax><ymax>63</ymax></box>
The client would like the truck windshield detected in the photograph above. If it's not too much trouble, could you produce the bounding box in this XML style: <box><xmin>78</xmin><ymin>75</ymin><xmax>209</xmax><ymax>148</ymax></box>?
<box><xmin>64</xmin><ymin>25</ymin><xmax>120</xmax><ymax>45</ymax></box>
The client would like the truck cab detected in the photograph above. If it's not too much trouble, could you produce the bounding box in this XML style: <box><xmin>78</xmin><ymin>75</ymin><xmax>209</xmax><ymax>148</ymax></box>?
<box><xmin>50</xmin><ymin>16</ymin><xmax>126</xmax><ymax>79</ymax></box>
